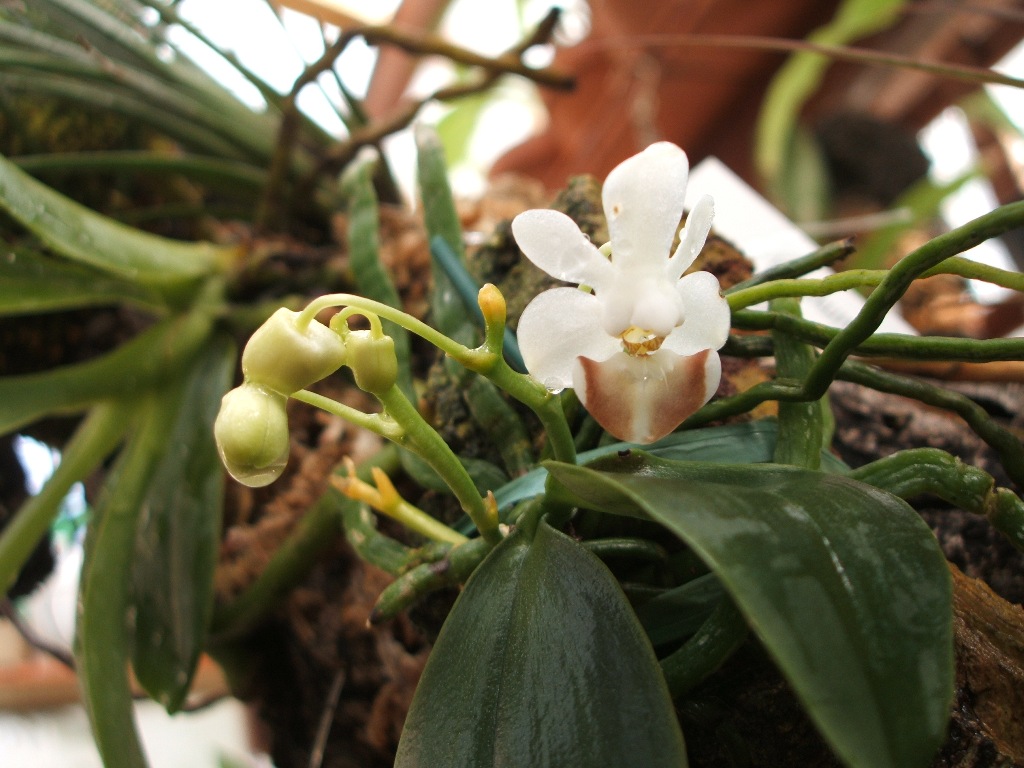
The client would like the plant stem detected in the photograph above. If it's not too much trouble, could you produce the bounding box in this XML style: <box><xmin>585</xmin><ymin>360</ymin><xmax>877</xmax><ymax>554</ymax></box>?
<box><xmin>726</xmin><ymin>238</ymin><xmax>855</xmax><ymax>292</ymax></box>
<box><xmin>376</xmin><ymin>385</ymin><xmax>501</xmax><ymax>544</ymax></box>
<box><xmin>291</xmin><ymin>389</ymin><xmax>405</xmax><ymax>442</ymax></box>
<box><xmin>732</xmin><ymin>309</ymin><xmax>1024</xmax><ymax>361</ymax></box>
<box><xmin>804</xmin><ymin>199</ymin><xmax>1024</xmax><ymax>398</ymax></box>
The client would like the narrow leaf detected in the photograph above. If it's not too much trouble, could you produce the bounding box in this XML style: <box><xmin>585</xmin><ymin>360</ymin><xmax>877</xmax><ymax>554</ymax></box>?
<box><xmin>0</xmin><ymin>247</ymin><xmax>161</xmax><ymax>314</ymax></box>
<box><xmin>0</xmin><ymin>307</ymin><xmax>215</xmax><ymax>435</ymax></box>
<box><xmin>0</xmin><ymin>152</ymin><xmax>235</xmax><ymax>290</ymax></box>
<box><xmin>77</xmin><ymin>396</ymin><xmax>175</xmax><ymax>768</ymax></box>
<box><xmin>414</xmin><ymin>124</ymin><xmax>474</xmax><ymax>341</ymax></box>
<box><xmin>131</xmin><ymin>333</ymin><xmax>235</xmax><ymax>712</ymax></box>
<box><xmin>755</xmin><ymin>0</ymin><xmax>906</xmax><ymax>193</ymax></box>
<box><xmin>0</xmin><ymin>401</ymin><xmax>130</xmax><ymax>596</ymax></box>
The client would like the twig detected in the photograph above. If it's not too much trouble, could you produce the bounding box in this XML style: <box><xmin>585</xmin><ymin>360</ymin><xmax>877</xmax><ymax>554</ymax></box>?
<box><xmin>584</xmin><ymin>33</ymin><xmax>1024</xmax><ymax>90</ymax></box>
<box><xmin>308</xmin><ymin>668</ymin><xmax>346</xmax><ymax>768</ymax></box>
<box><xmin>256</xmin><ymin>9</ymin><xmax>571</xmax><ymax>229</ymax></box>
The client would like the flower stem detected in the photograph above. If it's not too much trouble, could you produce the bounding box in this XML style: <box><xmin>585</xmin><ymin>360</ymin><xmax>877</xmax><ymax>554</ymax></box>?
<box><xmin>376</xmin><ymin>385</ymin><xmax>501</xmax><ymax>544</ymax></box>
<box><xmin>298</xmin><ymin>292</ymin><xmax>492</xmax><ymax>366</ymax></box>
<box><xmin>295</xmin><ymin>291</ymin><xmax>578</xmax><ymax>465</ymax></box>
<box><xmin>291</xmin><ymin>389</ymin><xmax>405</xmax><ymax>442</ymax></box>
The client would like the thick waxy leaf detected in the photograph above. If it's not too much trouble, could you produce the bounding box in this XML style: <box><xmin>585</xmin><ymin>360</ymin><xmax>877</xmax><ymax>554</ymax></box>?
<box><xmin>488</xmin><ymin>420</ymin><xmax>847</xmax><ymax>518</ymax></box>
<box><xmin>546</xmin><ymin>453</ymin><xmax>953</xmax><ymax>768</ymax></box>
<box><xmin>131</xmin><ymin>334</ymin><xmax>235</xmax><ymax>712</ymax></box>
<box><xmin>395</xmin><ymin>519</ymin><xmax>687</xmax><ymax>768</ymax></box>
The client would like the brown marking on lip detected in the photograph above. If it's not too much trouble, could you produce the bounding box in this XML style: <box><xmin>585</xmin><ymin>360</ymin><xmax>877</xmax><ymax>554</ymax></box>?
<box><xmin>577</xmin><ymin>348</ymin><xmax>714</xmax><ymax>443</ymax></box>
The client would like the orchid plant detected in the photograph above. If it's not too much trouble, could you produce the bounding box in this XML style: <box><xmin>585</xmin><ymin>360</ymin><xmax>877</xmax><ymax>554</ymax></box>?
<box><xmin>209</xmin><ymin>136</ymin><xmax>1024</xmax><ymax>768</ymax></box>
<box><xmin>3</xmin><ymin>4</ymin><xmax>1021</xmax><ymax>768</ymax></box>
<box><xmin>2</xmin><ymin>107</ymin><xmax>1024</xmax><ymax>766</ymax></box>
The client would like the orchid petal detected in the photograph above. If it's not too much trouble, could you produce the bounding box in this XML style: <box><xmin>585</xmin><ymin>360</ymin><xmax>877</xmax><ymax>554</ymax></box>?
<box><xmin>517</xmin><ymin>287</ymin><xmax>619</xmax><ymax>390</ymax></box>
<box><xmin>668</xmin><ymin>194</ymin><xmax>715</xmax><ymax>280</ymax></box>
<box><xmin>573</xmin><ymin>348</ymin><xmax>721</xmax><ymax>444</ymax></box>
<box><xmin>511</xmin><ymin>209</ymin><xmax>613</xmax><ymax>290</ymax></box>
<box><xmin>602</xmin><ymin>142</ymin><xmax>688</xmax><ymax>272</ymax></box>
<box><xmin>661</xmin><ymin>272</ymin><xmax>731</xmax><ymax>356</ymax></box>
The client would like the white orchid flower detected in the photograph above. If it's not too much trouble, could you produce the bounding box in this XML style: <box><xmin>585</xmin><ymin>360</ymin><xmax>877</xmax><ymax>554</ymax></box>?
<box><xmin>511</xmin><ymin>142</ymin><xmax>730</xmax><ymax>444</ymax></box>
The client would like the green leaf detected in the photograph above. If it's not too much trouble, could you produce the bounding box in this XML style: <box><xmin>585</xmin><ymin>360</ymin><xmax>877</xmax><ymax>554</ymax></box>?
<box><xmin>340</xmin><ymin>150</ymin><xmax>414</xmax><ymax>400</ymax></box>
<box><xmin>0</xmin><ymin>401</ymin><xmax>131</xmax><ymax>596</ymax></box>
<box><xmin>77</xmin><ymin>396</ymin><xmax>176</xmax><ymax>768</ymax></box>
<box><xmin>131</xmin><ymin>333</ymin><xmax>235</xmax><ymax>713</ymax></box>
<box><xmin>414</xmin><ymin>125</ymin><xmax>473</xmax><ymax>341</ymax></box>
<box><xmin>487</xmin><ymin>420</ymin><xmax>848</xmax><ymax>520</ymax></box>
<box><xmin>395</xmin><ymin>519</ymin><xmax>687</xmax><ymax>768</ymax></box>
<box><xmin>0</xmin><ymin>151</ymin><xmax>235</xmax><ymax>293</ymax></box>
<box><xmin>546</xmin><ymin>454</ymin><xmax>953</xmax><ymax>768</ymax></box>
<box><xmin>0</xmin><ymin>307</ymin><xmax>215</xmax><ymax>435</ymax></box>
<box><xmin>0</xmin><ymin>247</ymin><xmax>161</xmax><ymax>314</ymax></box>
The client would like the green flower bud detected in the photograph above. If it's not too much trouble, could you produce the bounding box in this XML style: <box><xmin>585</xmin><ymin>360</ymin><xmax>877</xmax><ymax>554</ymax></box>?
<box><xmin>242</xmin><ymin>308</ymin><xmax>346</xmax><ymax>395</ymax></box>
<box><xmin>214</xmin><ymin>383</ymin><xmax>290</xmax><ymax>488</ymax></box>
<box><xmin>346</xmin><ymin>330</ymin><xmax>399</xmax><ymax>396</ymax></box>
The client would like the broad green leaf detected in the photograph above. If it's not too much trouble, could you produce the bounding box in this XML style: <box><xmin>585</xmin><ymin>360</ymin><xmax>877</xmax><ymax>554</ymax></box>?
<box><xmin>0</xmin><ymin>247</ymin><xmax>161</xmax><ymax>314</ymax></box>
<box><xmin>131</xmin><ymin>333</ymin><xmax>235</xmax><ymax>713</ymax></box>
<box><xmin>546</xmin><ymin>453</ymin><xmax>953</xmax><ymax>768</ymax></box>
<box><xmin>0</xmin><ymin>151</ymin><xmax>236</xmax><ymax>292</ymax></box>
<box><xmin>486</xmin><ymin>420</ymin><xmax>848</xmax><ymax>520</ymax></box>
<box><xmin>395</xmin><ymin>519</ymin><xmax>687</xmax><ymax>768</ymax></box>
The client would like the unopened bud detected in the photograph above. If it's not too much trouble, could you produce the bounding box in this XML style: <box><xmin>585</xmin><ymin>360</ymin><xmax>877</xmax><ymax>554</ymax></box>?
<box><xmin>214</xmin><ymin>383</ymin><xmax>290</xmax><ymax>487</ymax></box>
<box><xmin>346</xmin><ymin>330</ymin><xmax>398</xmax><ymax>396</ymax></box>
<box><xmin>242</xmin><ymin>308</ymin><xmax>346</xmax><ymax>395</ymax></box>
<box><xmin>478</xmin><ymin>283</ymin><xmax>507</xmax><ymax>326</ymax></box>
